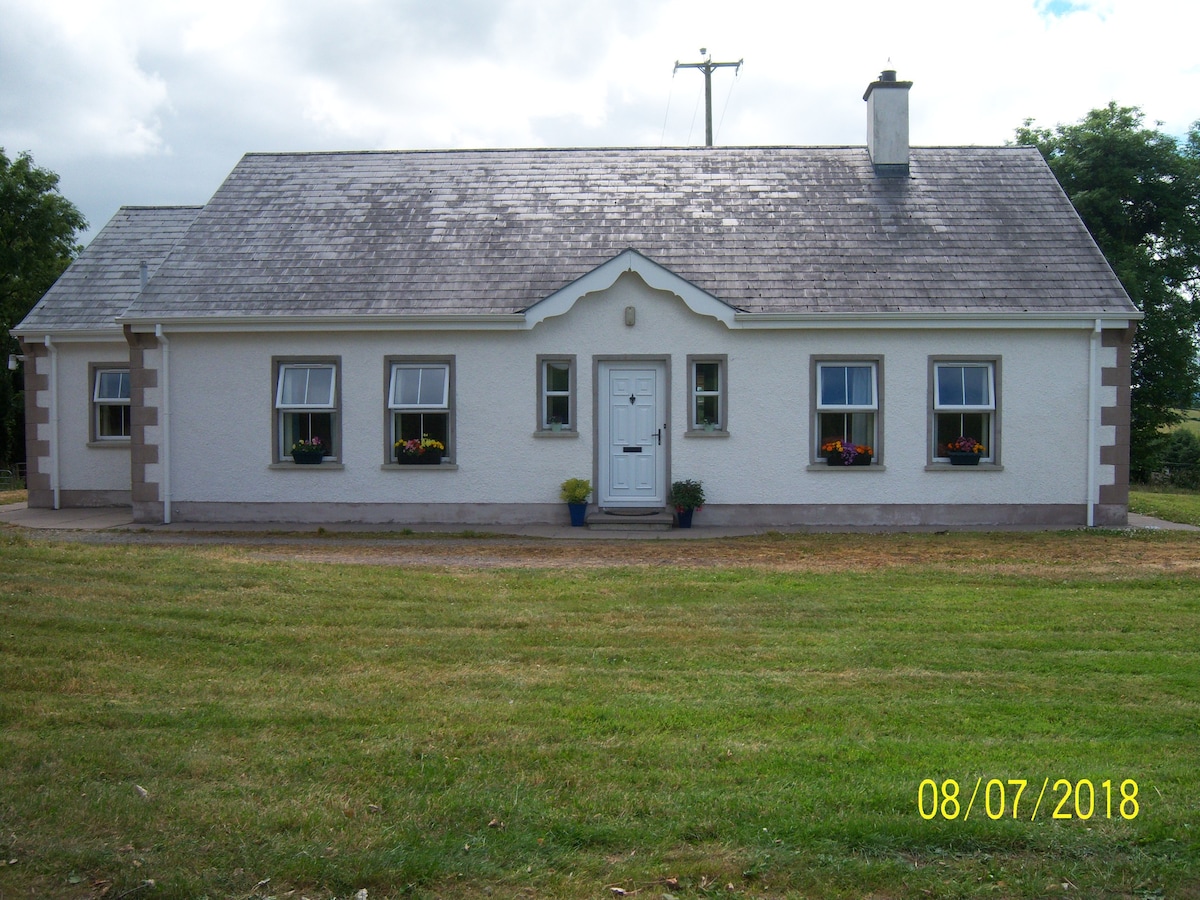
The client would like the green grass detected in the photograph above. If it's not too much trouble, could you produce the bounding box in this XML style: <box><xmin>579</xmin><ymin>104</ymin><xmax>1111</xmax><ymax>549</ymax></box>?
<box><xmin>1177</xmin><ymin>408</ymin><xmax>1200</xmax><ymax>437</ymax></box>
<box><xmin>1</xmin><ymin>531</ymin><xmax>1198</xmax><ymax>898</ymax></box>
<box><xmin>1130</xmin><ymin>486</ymin><xmax>1200</xmax><ymax>526</ymax></box>
<box><xmin>0</xmin><ymin>489</ymin><xmax>25</xmax><ymax>506</ymax></box>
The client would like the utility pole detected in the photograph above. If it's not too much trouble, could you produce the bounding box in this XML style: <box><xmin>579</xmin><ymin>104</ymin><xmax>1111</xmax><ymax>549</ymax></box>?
<box><xmin>674</xmin><ymin>48</ymin><xmax>743</xmax><ymax>147</ymax></box>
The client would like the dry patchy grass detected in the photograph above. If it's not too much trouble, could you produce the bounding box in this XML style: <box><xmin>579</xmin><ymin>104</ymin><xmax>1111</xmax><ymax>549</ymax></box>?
<box><xmin>180</xmin><ymin>529</ymin><xmax>1200</xmax><ymax>579</ymax></box>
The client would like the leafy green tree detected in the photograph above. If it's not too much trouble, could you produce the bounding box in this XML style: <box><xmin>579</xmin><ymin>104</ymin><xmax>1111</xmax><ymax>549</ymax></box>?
<box><xmin>1015</xmin><ymin>105</ymin><xmax>1200</xmax><ymax>479</ymax></box>
<box><xmin>0</xmin><ymin>148</ymin><xmax>86</xmax><ymax>467</ymax></box>
<box><xmin>1160</xmin><ymin>428</ymin><xmax>1200</xmax><ymax>489</ymax></box>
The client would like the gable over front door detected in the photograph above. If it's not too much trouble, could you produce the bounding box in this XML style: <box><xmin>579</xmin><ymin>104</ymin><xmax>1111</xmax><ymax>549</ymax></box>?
<box><xmin>596</xmin><ymin>359</ymin><xmax>668</xmax><ymax>508</ymax></box>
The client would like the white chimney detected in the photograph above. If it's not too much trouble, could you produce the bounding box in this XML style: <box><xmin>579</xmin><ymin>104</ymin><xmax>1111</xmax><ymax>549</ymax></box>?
<box><xmin>863</xmin><ymin>69</ymin><xmax>912</xmax><ymax>176</ymax></box>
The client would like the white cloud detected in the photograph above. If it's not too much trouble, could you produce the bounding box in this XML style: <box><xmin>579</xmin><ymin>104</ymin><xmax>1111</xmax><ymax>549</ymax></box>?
<box><xmin>1</xmin><ymin>0</ymin><xmax>1196</xmax><ymax>244</ymax></box>
<box><xmin>0</xmin><ymin>1</ymin><xmax>171</xmax><ymax>159</ymax></box>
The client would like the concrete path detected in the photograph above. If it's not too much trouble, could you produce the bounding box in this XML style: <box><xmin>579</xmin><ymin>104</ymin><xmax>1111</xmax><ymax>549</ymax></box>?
<box><xmin>1126</xmin><ymin>513</ymin><xmax>1200</xmax><ymax>531</ymax></box>
<box><xmin>2</xmin><ymin>501</ymin><xmax>1198</xmax><ymax>535</ymax></box>
<box><xmin>0</xmin><ymin>503</ymin><xmax>135</xmax><ymax>530</ymax></box>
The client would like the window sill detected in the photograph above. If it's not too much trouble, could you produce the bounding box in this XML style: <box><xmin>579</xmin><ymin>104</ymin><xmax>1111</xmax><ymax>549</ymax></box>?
<box><xmin>269</xmin><ymin>461</ymin><xmax>345</xmax><ymax>470</ymax></box>
<box><xmin>806</xmin><ymin>463</ymin><xmax>887</xmax><ymax>472</ymax></box>
<box><xmin>685</xmin><ymin>429</ymin><xmax>729</xmax><ymax>438</ymax></box>
<box><xmin>533</xmin><ymin>430</ymin><xmax>578</xmax><ymax>438</ymax></box>
<box><xmin>88</xmin><ymin>440</ymin><xmax>131</xmax><ymax>449</ymax></box>
<box><xmin>381</xmin><ymin>463</ymin><xmax>459</xmax><ymax>471</ymax></box>
<box><xmin>925</xmin><ymin>462</ymin><xmax>1004</xmax><ymax>472</ymax></box>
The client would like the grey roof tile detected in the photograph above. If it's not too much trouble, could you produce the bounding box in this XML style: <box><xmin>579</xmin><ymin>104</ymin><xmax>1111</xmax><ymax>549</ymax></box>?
<box><xmin>52</xmin><ymin>147</ymin><xmax>1141</xmax><ymax>324</ymax></box>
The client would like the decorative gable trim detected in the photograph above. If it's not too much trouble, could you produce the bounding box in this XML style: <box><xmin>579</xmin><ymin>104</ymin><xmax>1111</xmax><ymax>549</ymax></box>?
<box><xmin>523</xmin><ymin>249</ymin><xmax>738</xmax><ymax>329</ymax></box>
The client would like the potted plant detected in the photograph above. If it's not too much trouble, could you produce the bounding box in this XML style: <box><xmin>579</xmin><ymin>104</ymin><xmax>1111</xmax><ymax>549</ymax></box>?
<box><xmin>394</xmin><ymin>435</ymin><xmax>445</xmax><ymax>465</ymax></box>
<box><xmin>669</xmin><ymin>479</ymin><xmax>705</xmax><ymax>528</ymax></box>
<box><xmin>560</xmin><ymin>478</ymin><xmax>591</xmax><ymax>526</ymax></box>
<box><xmin>291</xmin><ymin>437</ymin><xmax>326</xmax><ymax>464</ymax></box>
<box><xmin>944</xmin><ymin>435</ymin><xmax>985</xmax><ymax>466</ymax></box>
<box><xmin>821</xmin><ymin>439</ymin><xmax>873</xmax><ymax>466</ymax></box>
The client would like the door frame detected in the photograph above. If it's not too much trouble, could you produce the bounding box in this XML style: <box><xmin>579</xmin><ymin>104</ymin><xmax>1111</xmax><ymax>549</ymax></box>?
<box><xmin>594</xmin><ymin>356</ymin><xmax>670</xmax><ymax>509</ymax></box>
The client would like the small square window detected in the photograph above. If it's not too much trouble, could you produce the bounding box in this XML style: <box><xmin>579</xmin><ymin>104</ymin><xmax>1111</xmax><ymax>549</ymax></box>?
<box><xmin>688</xmin><ymin>356</ymin><xmax>727</xmax><ymax>432</ymax></box>
<box><xmin>537</xmin><ymin>356</ymin><xmax>575</xmax><ymax>432</ymax></box>
<box><xmin>93</xmin><ymin>368</ymin><xmax>131</xmax><ymax>440</ymax></box>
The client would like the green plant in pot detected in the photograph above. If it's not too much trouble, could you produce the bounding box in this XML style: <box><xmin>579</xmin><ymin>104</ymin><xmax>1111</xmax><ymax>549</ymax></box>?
<box><xmin>560</xmin><ymin>478</ymin><xmax>592</xmax><ymax>527</ymax></box>
<box><xmin>669</xmin><ymin>479</ymin><xmax>705</xmax><ymax>528</ymax></box>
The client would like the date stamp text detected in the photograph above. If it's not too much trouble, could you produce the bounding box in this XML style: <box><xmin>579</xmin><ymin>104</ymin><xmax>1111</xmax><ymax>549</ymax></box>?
<box><xmin>918</xmin><ymin>778</ymin><xmax>1140</xmax><ymax>821</ymax></box>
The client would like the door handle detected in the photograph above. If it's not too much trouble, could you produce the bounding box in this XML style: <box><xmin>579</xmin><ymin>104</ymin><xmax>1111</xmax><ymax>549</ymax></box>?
<box><xmin>656</xmin><ymin>428</ymin><xmax>662</xmax><ymax>446</ymax></box>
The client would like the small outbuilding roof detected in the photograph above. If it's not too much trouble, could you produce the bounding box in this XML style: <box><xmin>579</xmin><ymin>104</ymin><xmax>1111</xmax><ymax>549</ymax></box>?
<box><xmin>16</xmin><ymin>205</ymin><xmax>201</xmax><ymax>334</ymax></box>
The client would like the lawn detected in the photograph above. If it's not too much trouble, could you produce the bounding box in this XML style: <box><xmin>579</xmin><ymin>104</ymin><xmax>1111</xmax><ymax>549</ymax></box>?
<box><xmin>1177</xmin><ymin>408</ymin><xmax>1200</xmax><ymax>437</ymax></box>
<box><xmin>1130</xmin><ymin>486</ymin><xmax>1200</xmax><ymax>526</ymax></box>
<box><xmin>1</xmin><ymin>529</ymin><xmax>1198</xmax><ymax>899</ymax></box>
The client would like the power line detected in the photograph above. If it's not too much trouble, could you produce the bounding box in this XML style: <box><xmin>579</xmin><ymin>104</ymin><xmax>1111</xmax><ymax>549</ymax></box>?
<box><xmin>673</xmin><ymin>48</ymin><xmax>743</xmax><ymax>147</ymax></box>
<box><xmin>715</xmin><ymin>60</ymin><xmax>742</xmax><ymax>144</ymax></box>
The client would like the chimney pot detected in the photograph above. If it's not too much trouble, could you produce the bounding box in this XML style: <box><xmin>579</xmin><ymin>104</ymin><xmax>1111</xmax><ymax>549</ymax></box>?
<box><xmin>863</xmin><ymin>71</ymin><xmax>912</xmax><ymax>177</ymax></box>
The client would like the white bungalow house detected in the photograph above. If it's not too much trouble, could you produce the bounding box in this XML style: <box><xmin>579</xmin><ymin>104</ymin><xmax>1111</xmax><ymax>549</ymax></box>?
<box><xmin>15</xmin><ymin>72</ymin><xmax>1141</xmax><ymax>528</ymax></box>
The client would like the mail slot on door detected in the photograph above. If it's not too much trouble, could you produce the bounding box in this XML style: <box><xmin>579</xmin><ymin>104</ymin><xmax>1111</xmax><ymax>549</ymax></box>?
<box><xmin>622</xmin><ymin>446</ymin><xmax>643</xmax><ymax>453</ymax></box>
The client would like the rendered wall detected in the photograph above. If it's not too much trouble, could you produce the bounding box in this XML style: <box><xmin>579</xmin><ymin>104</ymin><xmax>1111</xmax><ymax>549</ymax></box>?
<box><xmin>20</xmin><ymin>338</ymin><xmax>132</xmax><ymax>508</ymax></box>
<box><xmin>140</xmin><ymin>274</ymin><xmax>1121</xmax><ymax>527</ymax></box>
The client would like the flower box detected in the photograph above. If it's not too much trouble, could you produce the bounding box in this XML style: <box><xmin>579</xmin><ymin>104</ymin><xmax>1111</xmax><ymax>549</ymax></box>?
<box><xmin>943</xmin><ymin>436</ymin><xmax>985</xmax><ymax>465</ymax></box>
<box><xmin>822</xmin><ymin>439</ymin><xmax>873</xmax><ymax>466</ymax></box>
<box><xmin>290</xmin><ymin>437</ymin><xmax>326</xmax><ymax>464</ymax></box>
<box><xmin>394</xmin><ymin>435</ymin><xmax>445</xmax><ymax>465</ymax></box>
<box><xmin>291</xmin><ymin>449</ymin><xmax>324</xmax><ymax>465</ymax></box>
<box><xmin>397</xmin><ymin>450</ymin><xmax>442</xmax><ymax>465</ymax></box>
<box><xmin>947</xmin><ymin>451</ymin><xmax>982</xmax><ymax>466</ymax></box>
<box><xmin>826</xmin><ymin>451</ymin><xmax>872</xmax><ymax>467</ymax></box>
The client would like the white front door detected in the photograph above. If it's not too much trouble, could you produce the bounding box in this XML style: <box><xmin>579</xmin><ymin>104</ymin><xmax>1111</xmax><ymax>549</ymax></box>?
<box><xmin>598</xmin><ymin>361</ymin><xmax>666</xmax><ymax>508</ymax></box>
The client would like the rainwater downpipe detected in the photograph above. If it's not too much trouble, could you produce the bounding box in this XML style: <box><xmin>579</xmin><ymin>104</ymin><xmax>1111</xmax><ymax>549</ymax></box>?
<box><xmin>155</xmin><ymin>324</ymin><xmax>172</xmax><ymax>525</ymax></box>
<box><xmin>44</xmin><ymin>336</ymin><xmax>60</xmax><ymax>510</ymax></box>
<box><xmin>1086</xmin><ymin>319</ymin><xmax>1102</xmax><ymax>528</ymax></box>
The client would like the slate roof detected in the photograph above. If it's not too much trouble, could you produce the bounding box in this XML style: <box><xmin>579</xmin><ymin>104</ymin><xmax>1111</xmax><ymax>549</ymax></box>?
<box><xmin>61</xmin><ymin>147</ymin><xmax>1143</xmax><ymax>325</ymax></box>
<box><xmin>16</xmin><ymin>206</ymin><xmax>202</xmax><ymax>333</ymax></box>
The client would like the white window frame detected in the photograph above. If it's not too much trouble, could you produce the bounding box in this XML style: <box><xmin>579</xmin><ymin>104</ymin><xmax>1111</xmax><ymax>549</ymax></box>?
<box><xmin>815</xmin><ymin>360</ymin><xmax>880</xmax><ymax>462</ymax></box>
<box><xmin>276</xmin><ymin>364</ymin><xmax>337</xmax><ymax>409</ymax></box>
<box><xmin>688</xmin><ymin>355</ymin><xmax>727</xmax><ymax>432</ymax></box>
<box><xmin>274</xmin><ymin>361</ymin><xmax>339</xmax><ymax>462</ymax></box>
<box><xmin>92</xmin><ymin>367</ymin><xmax>131</xmax><ymax>441</ymax></box>
<box><xmin>387</xmin><ymin>360</ymin><xmax>453</xmax><ymax>461</ymax></box>
<box><xmin>932</xmin><ymin>361</ymin><xmax>996</xmax><ymax>463</ymax></box>
<box><xmin>537</xmin><ymin>356</ymin><xmax>575</xmax><ymax>432</ymax></box>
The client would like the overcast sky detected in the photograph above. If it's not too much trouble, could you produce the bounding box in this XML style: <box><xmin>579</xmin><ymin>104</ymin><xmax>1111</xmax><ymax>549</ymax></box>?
<box><xmin>3</xmin><ymin>0</ymin><xmax>1198</xmax><ymax>244</ymax></box>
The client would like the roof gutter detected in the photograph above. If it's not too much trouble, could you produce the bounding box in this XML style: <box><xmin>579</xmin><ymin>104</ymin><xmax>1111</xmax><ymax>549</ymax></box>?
<box><xmin>120</xmin><ymin>313</ymin><xmax>529</xmax><ymax>334</ymax></box>
<box><xmin>12</xmin><ymin>327</ymin><xmax>126</xmax><ymax>343</ymax></box>
<box><xmin>734</xmin><ymin>311</ymin><xmax>1142</xmax><ymax>330</ymax></box>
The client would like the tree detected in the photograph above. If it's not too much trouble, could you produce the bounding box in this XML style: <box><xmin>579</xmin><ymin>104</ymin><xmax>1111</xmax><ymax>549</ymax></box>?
<box><xmin>0</xmin><ymin>148</ymin><xmax>86</xmax><ymax>467</ymax></box>
<box><xmin>1015</xmin><ymin>104</ymin><xmax>1200</xmax><ymax>479</ymax></box>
